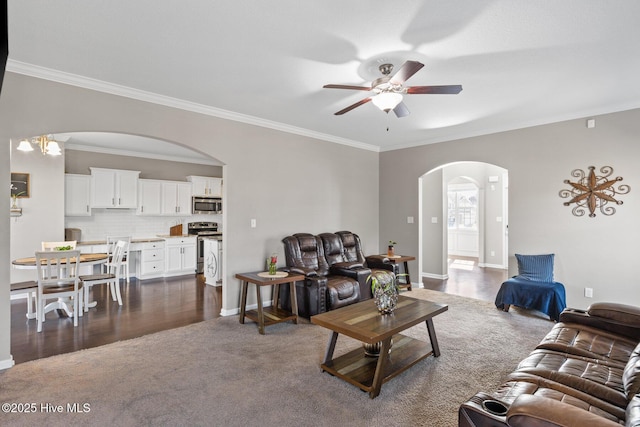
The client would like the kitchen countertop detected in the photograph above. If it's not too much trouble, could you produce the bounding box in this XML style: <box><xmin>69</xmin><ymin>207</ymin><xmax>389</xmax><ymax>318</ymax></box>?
<box><xmin>77</xmin><ymin>237</ymin><xmax>165</xmax><ymax>246</ymax></box>
<box><xmin>77</xmin><ymin>232</ymin><xmax>222</xmax><ymax>246</ymax></box>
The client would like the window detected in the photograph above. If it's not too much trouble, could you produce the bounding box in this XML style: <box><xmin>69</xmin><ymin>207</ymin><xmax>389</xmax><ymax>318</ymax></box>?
<box><xmin>447</xmin><ymin>184</ymin><xmax>478</xmax><ymax>230</ymax></box>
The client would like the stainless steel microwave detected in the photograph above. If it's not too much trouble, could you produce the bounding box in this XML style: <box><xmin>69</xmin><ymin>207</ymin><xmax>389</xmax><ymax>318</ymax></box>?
<box><xmin>192</xmin><ymin>196</ymin><xmax>222</xmax><ymax>214</ymax></box>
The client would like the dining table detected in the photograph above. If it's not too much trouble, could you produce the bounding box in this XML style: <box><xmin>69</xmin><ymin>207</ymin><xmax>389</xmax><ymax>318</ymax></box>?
<box><xmin>11</xmin><ymin>252</ymin><xmax>109</xmax><ymax>318</ymax></box>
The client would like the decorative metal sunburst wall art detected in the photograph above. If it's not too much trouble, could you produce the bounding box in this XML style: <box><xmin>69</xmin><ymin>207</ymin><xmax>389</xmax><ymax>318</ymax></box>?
<box><xmin>559</xmin><ymin>166</ymin><xmax>630</xmax><ymax>217</ymax></box>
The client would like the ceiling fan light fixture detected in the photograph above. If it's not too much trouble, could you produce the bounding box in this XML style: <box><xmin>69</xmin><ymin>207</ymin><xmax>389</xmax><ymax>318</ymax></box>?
<box><xmin>372</xmin><ymin>92</ymin><xmax>403</xmax><ymax>112</ymax></box>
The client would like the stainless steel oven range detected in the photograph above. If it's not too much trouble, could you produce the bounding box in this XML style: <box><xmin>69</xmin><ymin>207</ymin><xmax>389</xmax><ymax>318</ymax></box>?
<box><xmin>187</xmin><ymin>222</ymin><xmax>220</xmax><ymax>274</ymax></box>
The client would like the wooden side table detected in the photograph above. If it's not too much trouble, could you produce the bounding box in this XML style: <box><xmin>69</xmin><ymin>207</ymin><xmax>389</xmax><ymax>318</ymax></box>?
<box><xmin>236</xmin><ymin>271</ymin><xmax>304</xmax><ymax>335</ymax></box>
<box><xmin>367</xmin><ymin>255</ymin><xmax>416</xmax><ymax>290</ymax></box>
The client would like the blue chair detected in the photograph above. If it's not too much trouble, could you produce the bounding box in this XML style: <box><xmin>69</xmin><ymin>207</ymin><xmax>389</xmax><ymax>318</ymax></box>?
<box><xmin>495</xmin><ymin>254</ymin><xmax>566</xmax><ymax>321</ymax></box>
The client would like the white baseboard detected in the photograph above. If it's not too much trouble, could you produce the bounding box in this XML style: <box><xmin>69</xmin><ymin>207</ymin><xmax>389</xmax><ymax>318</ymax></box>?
<box><xmin>421</xmin><ymin>272</ymin><xmax>448</xmax><ymax>280</ymax></box>
<box><xmin>220</xmin><ymin>300</ymin><xmax>272</xmax><ymax>317</ymax></box>
<box><xmin>220</xmin><ymin>308</ymin><xmax>237</xmax><ymax>316</ymax></box>
<box><xmin>482</xmin><ymin>263</ymin><xmax>506</xmax><ymax>269</ymax></box>
<box><xmin>0</xmin><ymin>356</ymin><xmax>15</xmax><ymax>371</ymax></box>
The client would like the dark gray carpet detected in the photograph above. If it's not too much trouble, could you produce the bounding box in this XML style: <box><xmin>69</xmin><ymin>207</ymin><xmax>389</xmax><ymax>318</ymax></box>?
<box><xmin>0</xmin><ymin>289</ymin><xmax>553</xmax><ymax>426</ymax></box>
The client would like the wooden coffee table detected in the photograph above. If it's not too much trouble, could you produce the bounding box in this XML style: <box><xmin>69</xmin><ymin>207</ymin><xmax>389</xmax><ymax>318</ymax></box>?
<box><xmin>311</xmin><ymin>295</ymin><xmax>448</xmax><ymax>398</ymax></box>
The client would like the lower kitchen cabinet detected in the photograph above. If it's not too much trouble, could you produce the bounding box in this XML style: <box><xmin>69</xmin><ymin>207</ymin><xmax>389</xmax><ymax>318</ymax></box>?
<box><xmin>164</xmin><ymin>236</ymin><xmax>197</xmax><ymax>277</ymax></box>
<box><xmin>139</xmin><ymin>241</ymin><xmax>166</xmax><ymax>279</ymax></box>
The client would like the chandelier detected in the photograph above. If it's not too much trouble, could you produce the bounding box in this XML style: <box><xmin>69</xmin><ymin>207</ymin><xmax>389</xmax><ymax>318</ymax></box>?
<box><xmin>16</xmin><ymin>135</ymin><xmax>62</xmax><ymax>156</ymax></box>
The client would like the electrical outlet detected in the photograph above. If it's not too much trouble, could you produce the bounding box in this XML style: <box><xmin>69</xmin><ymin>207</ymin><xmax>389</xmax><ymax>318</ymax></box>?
<box><xmin>250</xmin><ymin>219</ymin><xmax>256</xmax><ymax>228</ymax></box>
<box><xmin>585</xmin><ymin>287</ymin><xmax>593</xmax><ymax>298</ymax></box>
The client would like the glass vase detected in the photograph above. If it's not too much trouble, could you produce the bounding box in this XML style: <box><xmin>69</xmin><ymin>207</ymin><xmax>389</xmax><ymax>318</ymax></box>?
<box><xmin>373</xmin><ymin>284</ymin><xmax>398</xmax><ymax>314</ymax></box>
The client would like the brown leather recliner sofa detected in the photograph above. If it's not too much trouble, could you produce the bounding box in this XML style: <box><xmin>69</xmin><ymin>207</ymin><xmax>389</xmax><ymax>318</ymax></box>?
<box><xmin>459</xmin><ymin>302</ymin><xmax>640</xmax><ymax>427</ymax></box>
<box><xmin>279</xmin><ymin>231</ymin><xmax>399</xmax><ymax>318</ymax></box>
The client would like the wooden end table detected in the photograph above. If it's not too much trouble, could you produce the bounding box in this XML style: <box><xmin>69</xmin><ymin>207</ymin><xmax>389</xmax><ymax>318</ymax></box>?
<box><xmin>236</xmin><ymin>271</ymin><xmax>304</xmax><ymax>335</ymax></box>
<box><xmin>311</xmin><ymin>295</ymin><xmax>448</xmax><ymax>398</ymax></box>
<box><xmin>368</xmin><ymin>254</ymin><xmax>416</xmax><ymax>290</ymax></box>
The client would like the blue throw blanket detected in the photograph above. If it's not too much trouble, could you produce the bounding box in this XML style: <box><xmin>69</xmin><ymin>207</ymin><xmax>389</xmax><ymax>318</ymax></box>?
<box><xmin>495</xmin><ymin>276</ymin><xmax>566</xmax><ymax>321</ymax></box>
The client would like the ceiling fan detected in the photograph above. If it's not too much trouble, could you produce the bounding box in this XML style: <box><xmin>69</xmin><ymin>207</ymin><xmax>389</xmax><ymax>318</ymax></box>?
<box><xmin>323</xmin><ymin>60</ymin><xmax>462</xmax><ymax>118</ymax></box>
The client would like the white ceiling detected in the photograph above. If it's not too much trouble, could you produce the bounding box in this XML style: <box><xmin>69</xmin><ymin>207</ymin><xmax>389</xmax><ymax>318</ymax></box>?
<box><xmin>6</xmin><ymin>1</ymin><xmax>640</xmax><ymax>154</ymax></box>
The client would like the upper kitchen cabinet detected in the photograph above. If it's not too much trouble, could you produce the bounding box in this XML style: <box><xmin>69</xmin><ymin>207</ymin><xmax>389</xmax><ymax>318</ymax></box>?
<box><xmin>138</xmin><ymin>179</ymin><xmax>192</xmax><ymax>216</ymax></box>
<box><xmin>138</xmin><ymin>179</ymin><xmax>163</xmax><ymax>216</ymax></box>
<box><xmin>90</xmin><ymin>167</ymin><xmax>140</xmax><ymax>209</ymax></box>
<box><xmin>65</xmin><ymin>174</ymin><xmax>92</xmax><ymax>216</ymax></box>
<box><xmin>187</xmin><ymin>176</ymin><xmax>222</xmax><ymax>197</ymax></box>
<box><xmin>161</xmin><ymin>181</ymin><xmax>192</xmax><ymax>216</ymax></box>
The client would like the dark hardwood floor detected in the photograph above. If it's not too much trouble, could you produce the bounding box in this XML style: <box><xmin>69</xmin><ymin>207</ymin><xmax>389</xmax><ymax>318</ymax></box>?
<box><xmin>11</xmin><ymin>256</ymin><xmax>503</xmax><ymax>365</ymax></box>
<box><xmin>422</xmin><ymin>256</ymin><xmax>507</xmax><ymax>302</ymax></box>
<box><xmin>10</xmin><ymin>274</ymin><xmax>221</xmax><ymax>364</ymax></box>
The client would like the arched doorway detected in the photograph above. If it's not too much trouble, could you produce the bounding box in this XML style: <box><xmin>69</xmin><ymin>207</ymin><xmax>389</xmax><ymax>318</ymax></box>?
<box><xmin>9</xmin><ymin>131</ymin><xmax>226</xmax><ymax>363</ymax></box>
<box><xmin>418</xmin><ymin>161</ymin><xmax>508</xmax><ymax>296</ymax></box>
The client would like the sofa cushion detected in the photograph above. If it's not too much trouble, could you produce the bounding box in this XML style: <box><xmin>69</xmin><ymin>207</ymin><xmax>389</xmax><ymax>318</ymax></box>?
<box><xmin>495</xmin><ymin>372</ymin><xmax>626</xmax><ymax>422</ymax></box>
<box><xmin>537</xmin><ymin>322</ymin><xmax>638</xmax><ymax>366</ymax></box>
<box><xmin>516</xmin><ymin>349</ymin><xmax>627</xmax><ymax>407</ymax></box>
<box><xmin>515</xmin><ymin>253</ymin><xmax>554</xmax><ymax>282</ymax></box>
<box><xmin>326</xmin><ymin>277</ymin><xmax>359</xmax><ymax>310</ymax></box>
<box><xmin>624</xmin><ymin>343</ymin><xmax>640</xmax><ymax>400</ymax></box>
<box><xmin>588</xmin><ymin>302</ymin><xmax>640</xmax><ymax>326</ymax></box>
<box><xmin>627</xmin><ymin>393</ymin><xmax>640</xmax><ymax>427</ymax></box>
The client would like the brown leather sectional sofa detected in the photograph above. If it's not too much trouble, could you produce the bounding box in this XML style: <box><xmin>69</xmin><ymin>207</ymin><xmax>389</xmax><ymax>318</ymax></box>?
<box><xmin>459</xmin><ymin>302</ymin><xmax>640</xmax><ymax>426</ymax></box>
<box><xmin>279</xmin><ymin>231</ymin><xmax>399</xmax><ymax>318</ymax></box>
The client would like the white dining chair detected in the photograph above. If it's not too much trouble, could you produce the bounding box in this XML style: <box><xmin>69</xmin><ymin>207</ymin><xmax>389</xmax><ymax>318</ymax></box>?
<box><xmin>106</xmin><ymin>236</ymin><xmax>131</xmax><ymax>283</ymax></box>
<box><xmin>80</xmin><ymin>240</ymin><xmax>126</xmax><ymax>310</ymax></box>
<box><xmin>10</xmin><ymin>281</ymin><xmax>38</xmax><ymax>320</ymax></box>
<box><xmin>35</xmin><ymin>249</ymin><xmax>82</xmax><ymax>333</ymax></box>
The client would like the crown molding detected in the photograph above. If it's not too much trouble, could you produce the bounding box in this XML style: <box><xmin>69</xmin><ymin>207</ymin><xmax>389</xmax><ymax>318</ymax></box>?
<box><xmin>6</xmin><ymin>60</ymin><xmax>379</xmax><ymax>153</ymax></box>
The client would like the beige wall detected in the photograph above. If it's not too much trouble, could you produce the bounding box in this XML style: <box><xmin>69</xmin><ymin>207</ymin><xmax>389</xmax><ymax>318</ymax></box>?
<box><xmin>65</xmin><ymin>149</ymin><xmax>222</xmax><ymax>180</ymax></box>
<box><xmin>0</xmin><ymin>73</ymin><xmax>380</xmax><ymax>367</ymax></box>
<box><xmin>380</xmin><ymin>108</ymin><xmax>640</xmax><ymax>311</ymax></box>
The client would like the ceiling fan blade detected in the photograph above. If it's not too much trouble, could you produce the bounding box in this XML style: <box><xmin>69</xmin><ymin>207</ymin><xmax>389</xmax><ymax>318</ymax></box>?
<box><xmin>393</xmin><ymin>101</ymin><xmax>410</xmax><ymax>118</ymax></box>
<box><xmin>323</xmin><ymin>84</ymin><xmax>371</xmax><ymax>91</ymax></box>
<box><xmin>389</xmin><ymin>60</ymin><xmax>424</xmax><ymax>85</ymax></box>
<box><xmin>334</xmin><ymin>97</ymin><xmax>372</xmax><ymax>115</ymax></box>
<box><xmin>406</xmin><ymin>85</ymin><xmax>463</xmax><ymax>94</ymax></box>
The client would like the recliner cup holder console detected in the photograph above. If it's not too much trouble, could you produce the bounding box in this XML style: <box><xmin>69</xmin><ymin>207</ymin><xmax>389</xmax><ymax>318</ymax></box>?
<box><xmin>481</xmin><ymin>400</ymin><xmax>508</xmax><ymax>416</ymax></box>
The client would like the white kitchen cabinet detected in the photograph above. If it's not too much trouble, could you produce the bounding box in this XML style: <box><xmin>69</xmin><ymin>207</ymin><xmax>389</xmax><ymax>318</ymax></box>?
<box><xmin>65</xmin><ymin>174</ymin><xmax>92</xmax><ymax>216</ymax></box>
<box><xmin>161</xmin><ymin>181</ymin><xmax>192</xmax><ymax>216</ymax></box>
<box><xmin>187</xmin><ymin>175</ymin><xmax>222</xmax><ymax>197</ymax></box>
<box><xmin>139</xmin><ymin>240</ymin><xmax>166</xmax><ymax>279</ymax></box>
<box><xmin>90</xmin><ymin>167</ymin><xmax>140</xmax><ymax>209</ymax></box>
<box><xmin>138</xmin><ymin>179</ymin><xmax>163</xmax><ymax>216</ymax></box>
<box><xmin>164</xmin><ymin>236</ymin><xmax>197</xmax><ymax>276</ymax></box>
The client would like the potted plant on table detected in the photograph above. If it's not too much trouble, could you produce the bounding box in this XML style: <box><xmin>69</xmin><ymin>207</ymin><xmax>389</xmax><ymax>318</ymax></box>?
<box><xmin>363</xmin><ymin>270</ymin><xmax>407</xmax><ymax>357</ymax></box>
<box><xmin>368</xmin><ymin>270</ymin><xmax>407</xmax><ymax>315</ymax></box>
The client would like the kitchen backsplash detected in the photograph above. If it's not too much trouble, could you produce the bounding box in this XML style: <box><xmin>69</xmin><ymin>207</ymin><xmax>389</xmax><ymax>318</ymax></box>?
<box><xmin>65</xmin><ymin>209</ymin><xmax>222</xmax><ymax>241</ymax></box>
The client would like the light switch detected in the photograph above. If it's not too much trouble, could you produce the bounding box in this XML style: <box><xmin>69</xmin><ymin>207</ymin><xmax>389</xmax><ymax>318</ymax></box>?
<box><xmin>407</xmin><ymin>216</ymin><xmax>414</xmax><ymax>224</ymax></box>
<box><xmin>250</xmin><ymin>219</ymin><xmax>256</xmax><ymax>228</ymax></box>
<box><xmin>496</xmin><ymin>216</ymin><xmax>502</xmax><ymax>222</ymax></box>
<box><xmin>431</xmin><ymin>217</ymin><xmax>438</xmax><ymax>224</ymax></box>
